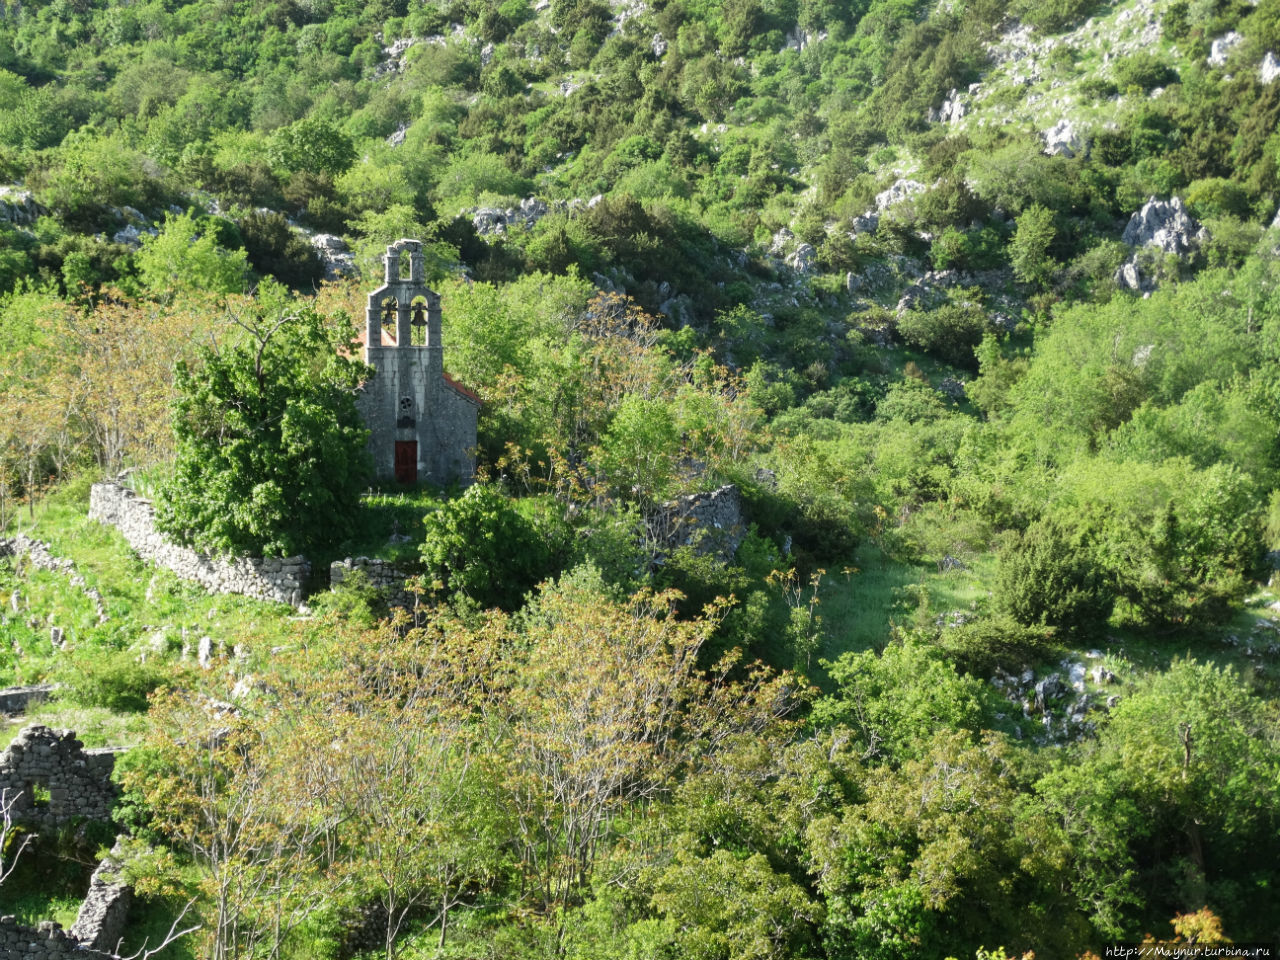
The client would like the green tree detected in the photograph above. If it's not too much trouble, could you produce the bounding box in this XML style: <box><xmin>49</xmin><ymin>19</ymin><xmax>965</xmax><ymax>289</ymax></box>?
<box><xmin>268</xmin><ymin>117</ymin><xmax>356</xmax><ymax>178</ymax></box>
<box><xmin>156</xmin><ymin>306</ymin><xmax>370</xmax><ymax>557</ymax></box>
<box><xmin>136</xmin><ymin>212</ymin><xmax>249</xmax><ymax>299</ymax></box>
<box><xmin>1010</xmin><ymin>203</ymin><xmax>1056</xmax><ymax>286</ymax></box>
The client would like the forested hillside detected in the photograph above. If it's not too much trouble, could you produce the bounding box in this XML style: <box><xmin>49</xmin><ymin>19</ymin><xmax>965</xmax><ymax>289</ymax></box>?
<box><xmin>3</xmin><ymin>0</ymin><xmax>1280</xmax><ymax>956</ymax></box>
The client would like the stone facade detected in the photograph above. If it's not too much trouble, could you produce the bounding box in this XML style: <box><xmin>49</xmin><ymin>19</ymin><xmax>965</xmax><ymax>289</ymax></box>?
<box><xmin>650</xmin><ymin>484</ymin><xmax>746</xmax><ymax>561</ymax></box>
<box><xmin>0</xmin><ymin>725</ymin><xmax>117</xmax><ymax>829</ymax></box>
<box><xmin>329</xmin><ymin>557</ymin><xmax>417</xmax><ymax>610</ymax></box>
<box><xmin>359</xmin><ymin>239</ymin><xmax>479</xmax><ymax>487</ymax></box>
<box><xmin>89</xmin><ymin>481</ymin><xmax>309</xmax><ymax>608</ymax></box>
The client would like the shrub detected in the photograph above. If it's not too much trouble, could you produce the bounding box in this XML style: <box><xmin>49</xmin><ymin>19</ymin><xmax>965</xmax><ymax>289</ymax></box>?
<box><xmin>421</xmin><ymin>485</ymin><xmax>569</xmax><ymax>610</ymax></box>
<box><xmin>995</xmin><ymin>519</ymin><xmax>1114</xmax><ymax>634</ymax></box>
<box><xmin>57</xmin><ymin>649</ymin><xmax>176</xmax><ymax>713</ymax></box>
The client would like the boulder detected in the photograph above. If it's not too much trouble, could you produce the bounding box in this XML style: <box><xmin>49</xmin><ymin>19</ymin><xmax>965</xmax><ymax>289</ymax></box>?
<box><xmin>786</xmin><ymin>242</ymin><xmax>816</xmax><ymax>274</ymax></box>
<box><xmin>312</xmin><ymin>233</ymin><xmax>356</xmax><ymax>280</ymax></box>
<box><xmin>1120</xmin><ymin>196</ymin><xmax>1208</xmax><ymax>255</ymax></box>
<box><xmin>1042</xmin><ymin>118</ymin><xmax>1086</xmax><ymax>158</ymax></box>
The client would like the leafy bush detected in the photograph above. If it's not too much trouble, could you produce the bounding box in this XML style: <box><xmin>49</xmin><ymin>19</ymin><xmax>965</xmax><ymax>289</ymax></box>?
<box><xmin>1113</xmin><ymin>53</ymin><xmax>1179</xmax><ymax>93</ymax></box>
<box><xmin>896</xmin><ymin>295</ymin><xmax>988</xmax><ymax>369</ymax></box>
<box><xmin>156</xmin><ymin>308</ymin><xmax>370</xmax><ymax>557</ymax></box>
<box><xmin>421</xmin><ymin>485</ymin><xmax>569</xmax><ymax>610</ymax></box>
<box><xmin>995</xmin><ymin>519</ymin><xmax>1114</xmax><ymax>634</ymax></box>
<box><xmin>56</xmin><ymin>649</ymin><xmax>176</xmax><ymax>713</ymax></box>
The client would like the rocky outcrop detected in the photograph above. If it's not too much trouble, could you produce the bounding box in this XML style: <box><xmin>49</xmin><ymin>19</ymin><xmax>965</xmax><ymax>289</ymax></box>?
<box><xmin>875</xmin><ymin>178</ymin><xmax>926</xmax><ymax>212</ymax></box>
<box><xmin>312</xmin><ymin>233</ymin><xmax>356</xmax><ymax>280</ymax></box>
<box><xmin>1263</xmin><ymin>51</ymin><xmax>1280</xmax><ymax>84</ymax></box>
<box><xmin>0</xmin><ymin>725</ymin><xmax>118</xmax><ymax>829</ymax></box>
<box><xmin>89</xmin><ymin>481</ymin><xmax>309</xmax><ymax>609</ymax></box>
<box><xmin>467</xmin><ymin>196</ymin><xmax>602</xmax><ymax>236</ymax></box>
<box><xmin>1121</xmin><ymin>196</ymin><xmax>1208</xmax><ymax>255</ymax></box>
<box><xmin>1042</xmin><ymin>118</ymin><xmax>1086</xmax><ymax>158</ymax></box>
<box><xmin>1207</xmin><ymin>30</ymin><xmax>1243</xmax><ymax>67</ymax></box>
<box><xmin>0</xmin><ymin>185</ymin><xmax>46</xmax><ymax>225</ymax></box>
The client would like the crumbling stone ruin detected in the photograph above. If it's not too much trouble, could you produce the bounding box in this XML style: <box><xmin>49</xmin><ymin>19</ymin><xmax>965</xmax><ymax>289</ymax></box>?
<box><xmin>69</xmin><ymin>841</ymin><xmax>133</xmax><ymax>953</ymax></box>
<box><xmin>0</xmin><ymin>684</ymin><xmax>54</xmax><ymax>716</ymax></box>
<box><xmin>358</xmin><ymin>239</ymin><xmax>479</xmax><ymax>487</ymax></box>
<box><xmin>89</xmin><ymin>481</ymin><xmax>309</xmax><ymax>608</ymax></box>
<box><xmin>650</xmin><ymin>484</ymin><xmax>745</xmax><ymax>561</ymax></box>
<box><xmin>0</xmin><ymin>916</ymin><xmax>115</xmax><ymax>960</ymax></box>
<box><xmin>0</xmin><ymin>725</ymin><xmax>118</xmax><ymax>829</ymax></box>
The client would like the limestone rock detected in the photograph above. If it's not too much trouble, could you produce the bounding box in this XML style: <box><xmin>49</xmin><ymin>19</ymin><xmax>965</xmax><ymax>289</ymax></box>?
<box><xmin>1207</xmin><ymin>30</ymin><xmax>1243</xmax><ymax>67</ymax></box>
<box><xmin>1043</xmin><ymin>118</ymin><xmax>1086</xmax><ymax>157</ymax></box>
<box><xmin>651</xmin><ymin>32</ymin><xmax>667</xmax><ymax>57</ymax></box>
<box><xmin>1120</xmin><ymin>196</ymin><xmax>1208</xmax><ymax>254</ymax></box>
<box><xmin>1263</xmin><ymin>51</ymin><xmax>1280</xmax><ymax>84</ymax></box>
<box><xmin>875</xmin><ymin>178</ymin><xmax>926</xmax><ymax>212</ymax></box>
<box><xmin>312</xmin><ymin>233</ymin><xmax>356</xmax><ymax>280</ymax></box>
<box><xmin>0</xmin><ymin>186</ymin><xmax>46</xmax><ymax>225</ymax></box>
<box><xmin>786</xmin><ymin>242</ymin><xmax>816</xmax><ymax>274</ymax></box>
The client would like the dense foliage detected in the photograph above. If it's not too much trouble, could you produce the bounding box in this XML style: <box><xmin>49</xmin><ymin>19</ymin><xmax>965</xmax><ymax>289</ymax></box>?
<box><xmin>4</xmin><ymin>0</ymin><xmax>1280</xmax><ymax>956</ymax></box>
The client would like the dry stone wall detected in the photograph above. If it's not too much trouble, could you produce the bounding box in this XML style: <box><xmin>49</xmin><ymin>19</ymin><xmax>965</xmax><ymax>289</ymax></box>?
<box><xmin>650</xmin><ymin>484</ymin><xmax>745</xmax><ymax>561</ymax></box>
<box><xmin>0</xmin><ymin>917</ymin><xmax>113</xmax><ymax>960</ymax></box>
<box><xmin>69</xmin><ymin>840</ymin><xmax>133</xmax><ymax>953</ymax></box>
<box><xmin>330</xmin><ymin>557</ymin><xmax>418</xmax><ymax>610</ymax></box>
<box><xmin>0</xmin><ymin>725</ymin><xmax>117</xmax><ymax>829</ymax></box>
<box><xmin>0</xmin><ymin>684</ymin><xmax>54</xmax><ymax>716</ymax></box>
<box><xmin>89</xmin><ymin>481</ymin><xmax>308</xmax><ymax>608</ymax></box>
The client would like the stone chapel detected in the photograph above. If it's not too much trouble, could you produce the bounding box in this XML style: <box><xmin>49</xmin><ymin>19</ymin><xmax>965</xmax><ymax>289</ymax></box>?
<box><xmin>357</xmin><ymin>239</ymin><xmax>479</xmax><ymax>486</ymax></box>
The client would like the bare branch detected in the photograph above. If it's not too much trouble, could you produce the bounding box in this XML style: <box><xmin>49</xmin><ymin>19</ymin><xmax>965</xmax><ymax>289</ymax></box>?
<box><xmin>116</xmin><ymin>898</ymin><xmax>200</xmax><ymax>960</ymax></box>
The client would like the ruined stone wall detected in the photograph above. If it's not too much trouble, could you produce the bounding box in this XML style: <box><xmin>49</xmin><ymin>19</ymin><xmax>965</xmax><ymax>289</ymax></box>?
<box><xmin>0</xmin><ymin>725</ymin><xmax>117</xmax><ymax>829</ymax></box>
<box><xmin>0</xmin><ymin>684</ymin><xmax>54</xmax><ymax>716</ymax></box>
<box><xmin>0</xmin><ymin>917</ymin><xmax>113</xmax><ymax>960</ymax></box>
<box><xmin>69</xmin><ymin>840</ymin><xmax>133</xmax><ymax>953</ymax></box>
<box><xmin>650</xmin><ymin>484</ymin><xmax>745</xmax><ymax>560</ymax></box>
<box><xmin>330</xmin><ymin>557</ymin><xmax>417</xmax><ymax>610</ymax></box>
<box><xmin>89</xmin><ymin>481</ymin><xmax>308</xmax><ymax>608</ymax></box>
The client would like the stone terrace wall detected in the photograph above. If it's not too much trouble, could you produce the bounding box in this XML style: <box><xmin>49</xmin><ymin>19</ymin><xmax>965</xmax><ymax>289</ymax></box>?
<box><xmin>89</xmin><ymin>481</ymin><xmax>308</xmax><ymax>608</ymax></box>
<box><xmin>330</xmin><ymin>557</ymin><xmax>417</xmax><ymax>610</ymax></box>
<box><xmin>0</xmin><ymin>725</ymin><xmax>117</xmax><ymax>829</ymax></box>
<box><xmin>0</xmin><ymin>918</ymin><xmax>113</xmax><ymax>960</ymax></box>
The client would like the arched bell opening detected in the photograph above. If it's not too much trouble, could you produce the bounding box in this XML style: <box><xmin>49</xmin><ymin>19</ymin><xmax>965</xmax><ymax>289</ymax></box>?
<box><xmin>379</xmin><ymin>297</ymin><xmax>400</xmax><ymax>344</ymax></box>
<box><xmin>408</xmin><ymin>295</ymin><xmax>429</xmax><ymax>346</ymax></box>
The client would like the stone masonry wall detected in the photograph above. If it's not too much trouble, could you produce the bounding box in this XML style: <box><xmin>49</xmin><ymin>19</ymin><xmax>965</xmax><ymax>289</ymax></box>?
<box><xmin>89</xmin><ymin>481</ymin><xmax>309</xmax><ymax>608</ymax></box>
<box><xmin>330</xmin><ymin>557</ymin><xmax>417</xmax><ymax>610</ymax></box>
<box><xmin>0</xmin><ymin>725</ymin><xmax>117</xmax><ymax>829</ymax></box>
<box><xmin>650</xmin><ymin>484</ymin><xmax>745</xmax><ymax>561</ymax></box>
<box><xmin>0</xmin><ymin>684</ymin><xmax>55</xmax><ymax>716</ymax></box>
<box><xmin>0</xmin><ymin>917</ymin><xmax>113</xmax><ymax>960</ymax></box>
<box><xmin>69</xmin><ymin>840</ymin><xmax>133</xmax><ymax>953</ymax></box>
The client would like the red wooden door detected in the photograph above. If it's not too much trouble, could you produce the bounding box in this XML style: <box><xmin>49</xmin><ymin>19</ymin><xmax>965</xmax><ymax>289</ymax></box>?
<box><xmin>394</xmin><ymin>441</ymin><xmax>417</xmax><ymax>485</ymax></box>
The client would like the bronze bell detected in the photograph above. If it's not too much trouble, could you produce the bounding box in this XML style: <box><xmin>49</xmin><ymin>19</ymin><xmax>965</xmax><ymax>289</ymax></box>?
<box><xmin>381</xmin><ymin>300</ymin><xmax>396</xmax><ymax>323</ymax></box>
<box><xmin>411</xmin><ymin>302</ymin><xmax>427</xmax><ymax>327</ymax></box>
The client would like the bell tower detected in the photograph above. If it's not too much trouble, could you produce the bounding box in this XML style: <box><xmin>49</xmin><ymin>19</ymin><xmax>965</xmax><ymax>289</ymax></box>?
<box><xmin>357</xmin><ymin>239</ymin><xmax>479</xmax><ymax>486</ymax></box>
